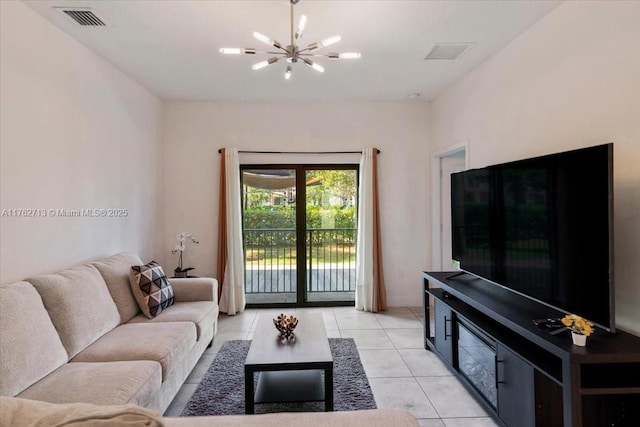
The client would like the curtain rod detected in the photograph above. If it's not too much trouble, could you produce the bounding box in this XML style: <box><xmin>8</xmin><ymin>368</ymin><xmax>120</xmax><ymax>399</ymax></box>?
<box><xmin>217</xmin><ymin>149</ymin><xmax>380</xmax><ymax>154</ymax></box>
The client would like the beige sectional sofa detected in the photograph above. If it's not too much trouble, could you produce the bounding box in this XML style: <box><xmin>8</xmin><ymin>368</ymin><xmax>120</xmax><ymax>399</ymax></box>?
<box><xmin>0</xmin><ymin>252</ymin><xmax>419</xmax><ymax>426</ymax></box>
<box><xmin>0</xmin><ymin>397</ymin><xmax>420</xmax><ymax>426</ymax></box>
<box><xmin>0</xmin><ymin>252</ymin><xmax>219</xmax><ymax>413</ymax></box>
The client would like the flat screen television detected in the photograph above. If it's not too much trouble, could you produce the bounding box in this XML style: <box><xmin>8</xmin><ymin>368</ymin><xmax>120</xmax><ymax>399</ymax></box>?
<box><xmin>451</xmin><ymin>143</ymin><xmax>614</xmax><ymax>332</ymax></box>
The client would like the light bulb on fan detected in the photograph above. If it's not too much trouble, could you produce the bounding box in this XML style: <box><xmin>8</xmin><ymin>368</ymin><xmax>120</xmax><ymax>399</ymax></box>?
<box><xmin>328</xmin><ymin>52</ymin><xmax>361</xmax><ymax>60</ymax></box>
<box><xmin>220</xmin><ymin>48</ymin><xmax>256</xmax><ymax>55</ymax></box>
<box><xmin>253</xmin><ymin>32</ymin><xmax>282</xmax><ymax>49</ymax></box>
<box><xmin>252</xmin><ymin>57</ymin><xmax>279</xmax><ymax>70</ymax></box>
<box><xmin>295</xmin><ymin>15</ymin><xmax>307</xmax><ymax>40</ymax></box>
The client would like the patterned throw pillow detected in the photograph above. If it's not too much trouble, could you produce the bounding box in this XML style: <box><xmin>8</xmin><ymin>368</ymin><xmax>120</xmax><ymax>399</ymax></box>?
<box><xmin>129</xmin><ymin>261</ymin><xmax>175</xmax><ymax>318</ymax></box>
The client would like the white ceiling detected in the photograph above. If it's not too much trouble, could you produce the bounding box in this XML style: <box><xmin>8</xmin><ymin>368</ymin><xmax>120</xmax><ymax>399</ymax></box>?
<box><xmin>23</xmin><ymin>0</ymin><xmax>562</xmax><ymax>102</ymax></box>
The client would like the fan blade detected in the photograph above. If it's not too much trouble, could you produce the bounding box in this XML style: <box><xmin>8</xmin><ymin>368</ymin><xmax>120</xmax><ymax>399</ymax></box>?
<box><xmin>219</xmin><ymin>48</ymin><xmax>256</xmax><ymax>55</ymax></box>
<box><xmin>302</xmin><ymin>58</ymin><xmax>325</xmax><ymax>73</ymax></box>
<box><xmin>253</xmin><ymin>32</ymin><xmax>283</xmax><ymax>50</ymax></box>
<box><xmin>252</xmin><ymin>57</ymin><xmax>280</xmax><ymax>70</ymax></box>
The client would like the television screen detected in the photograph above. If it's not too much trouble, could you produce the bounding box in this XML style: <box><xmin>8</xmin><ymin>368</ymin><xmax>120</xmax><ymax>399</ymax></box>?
<box><xmin>451</xmin><ymin>143</ymin><xmax>614</xmax><ymax>331</ymax></box>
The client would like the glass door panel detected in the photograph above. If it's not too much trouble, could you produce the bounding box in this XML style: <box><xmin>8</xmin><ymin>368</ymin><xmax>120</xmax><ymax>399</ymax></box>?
<box><xmin>242</xmin><ymin>169</ymin><xmax>297</xmax><ymax>304</ymax></box>
<box><xmin>305</xmin><ymin>169</ymin><xmax>357</xmax><ymax>302</ymax></box>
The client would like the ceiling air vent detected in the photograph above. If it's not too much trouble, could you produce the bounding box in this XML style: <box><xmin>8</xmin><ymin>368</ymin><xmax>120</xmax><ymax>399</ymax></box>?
<box><xmin>57</xmin><ymin>8</ymin><xmax>106</xmax><ymax>26</ymax></box>
<box><xmin>424</xmin><ymin>43</ymin><xmax>472</xmax><ymax>61</ymax></box>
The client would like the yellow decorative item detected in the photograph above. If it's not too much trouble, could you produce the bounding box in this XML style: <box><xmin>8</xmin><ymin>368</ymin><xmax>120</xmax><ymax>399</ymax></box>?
<box><xmin>561</xmin><ymin>314</ymin><xmax>594</xmax><ymax>346</ymax></box>
<box><xmin>273</xmin><ymin>313</ymin><xmax>298</xmax><ymax>341</ymax></box>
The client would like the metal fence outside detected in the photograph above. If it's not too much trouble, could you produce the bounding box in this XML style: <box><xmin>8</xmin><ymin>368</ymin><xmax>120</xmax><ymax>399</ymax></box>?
<box><xmin>244</xmin><ymin>228</ymin><xmax>356</xmax><ymax>298</ymax></box>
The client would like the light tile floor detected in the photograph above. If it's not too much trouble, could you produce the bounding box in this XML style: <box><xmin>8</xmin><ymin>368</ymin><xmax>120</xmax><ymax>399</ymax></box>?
<box><xmin>164</xmin><ymin>307</ymin><xmax>499</xmax><ymax>427</ymax></box>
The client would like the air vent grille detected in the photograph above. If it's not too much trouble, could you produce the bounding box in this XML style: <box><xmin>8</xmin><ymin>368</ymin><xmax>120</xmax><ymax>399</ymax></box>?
<box><xmin>60</xmin><ymin>9</ymin><xmax>106</xmax><ymax>26</ymax></box>
<box><xmin>425</xmin><ymin>43</ymin><xmax>472</xmax><ymax>61</ymax></box>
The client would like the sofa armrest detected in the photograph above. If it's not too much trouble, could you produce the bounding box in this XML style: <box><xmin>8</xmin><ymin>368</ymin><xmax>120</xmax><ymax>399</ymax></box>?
<box><xmin>163</xmin><ymin>409</ymin><xmax>420</xmax><ymax>427</ymax></box>
<box><xmin>0</xmin><ymin>397</ymin><xmax>164</xmax><ymax>427</ymax></box>
<box><xmin>169</xmin><ymin>278</ymin><xmax>218</xmax><ymax>304</ymax></box>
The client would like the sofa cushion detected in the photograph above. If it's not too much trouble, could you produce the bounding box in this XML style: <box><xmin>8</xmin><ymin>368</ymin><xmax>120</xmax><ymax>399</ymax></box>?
<box><xmin>0</xmin><ymin>397</ymin><xmax>163</xmax><ymax>427</ymax></box>
<box><xmin>130</xmin><ymin>261</ymin><xmax>175</xmax><ymax>318</ymax></box>
<box><xmin>171</xmin><ymin>277</ymin><xmax>217</xmax><ymax>303</ymax></box>
<box><xmin>16</xmin><ymin>361</ymin><xmax>161</xmax><ymax>408</ymax></box>
<box><xmin>127</xmin><ymin>301</ymin><xmax>217</xmax><ymax>340</ymax></box>
<box><xmin>71</xmin><ymin>322</ymin><xmax>197</xmax><ymax>380</ymax></box>
<box><xmin>27</xmin><ymin>264</ymin><xmax>121</xmax><ymax>358</ymax></box>
<box><xmin>92</xmin><ymin>252</ymin><xmax>144</xmax><ymax>323</ymax></box>
<box><xmin>0</xmin><ymin>282</ymin><xmax>68</xmax><ymax>397</ymax></box>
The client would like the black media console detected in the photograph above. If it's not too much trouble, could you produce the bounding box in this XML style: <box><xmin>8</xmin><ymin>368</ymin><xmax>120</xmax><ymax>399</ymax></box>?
<box><xmin>423</xmin><ymin>272</ymin><xmax>640</xmax><ymax>427</ymax></box>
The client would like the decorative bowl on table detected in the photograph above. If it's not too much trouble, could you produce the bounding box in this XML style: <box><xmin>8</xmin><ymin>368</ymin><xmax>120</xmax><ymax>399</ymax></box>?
<box><xmin>273</xmin><ymin>313</ymin><xmax>298</xmax><ymax>341</ymax></box>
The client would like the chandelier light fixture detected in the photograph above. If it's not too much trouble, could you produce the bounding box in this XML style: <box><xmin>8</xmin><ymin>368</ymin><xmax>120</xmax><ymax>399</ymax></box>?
<box><xmin>219</xmin><ymin>0</ymin><xmax>361</xmax><ymax>79</ymax></box>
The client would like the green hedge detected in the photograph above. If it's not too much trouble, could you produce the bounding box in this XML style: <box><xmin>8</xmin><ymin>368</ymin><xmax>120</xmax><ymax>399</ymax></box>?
<box><xmin>243</xmin><ymin>206</ymin><xmax>356</xmax><ymax>246</ymax></box>
<box><xmin>243</xmin><ymin>206</ymin><xmax>296</xmax><ymax>229</ymax></box>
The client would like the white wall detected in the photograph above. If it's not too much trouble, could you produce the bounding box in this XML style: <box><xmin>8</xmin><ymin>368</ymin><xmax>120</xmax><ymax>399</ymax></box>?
<box><xmin>162</xmin><ymin>102</ymin><xmax>431</xmax><ymax>306</ymax></box>
<box><xmin>0</xmin><ymin>1</ymin><xmax>163</xmax><ymax>282</ymax></box>
<box><xmin>431</xmin><ymin>1</ymin><xmax>640</xmax><ymax>334</ymax></box>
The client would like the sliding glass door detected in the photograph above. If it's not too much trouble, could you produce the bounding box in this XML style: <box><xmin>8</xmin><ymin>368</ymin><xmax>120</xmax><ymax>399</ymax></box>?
<box><xmin>241</xmin><ymin>165</ymin><xmax>357</xmax><ymax>306</ymax></box>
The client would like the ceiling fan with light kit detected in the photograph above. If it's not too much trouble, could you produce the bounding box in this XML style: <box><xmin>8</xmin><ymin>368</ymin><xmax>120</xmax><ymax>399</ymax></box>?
<box><xmin>219</xmin><ymin>0</ymin><xmax>361</xmax><ymax>79</ymax></box>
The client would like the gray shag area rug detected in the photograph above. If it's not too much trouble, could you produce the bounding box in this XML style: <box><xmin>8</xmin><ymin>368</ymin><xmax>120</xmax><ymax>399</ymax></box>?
<box><xmin>181</xmin><ymin>338</ymin><xmax>376</xmax><ymax>416</ymax></box>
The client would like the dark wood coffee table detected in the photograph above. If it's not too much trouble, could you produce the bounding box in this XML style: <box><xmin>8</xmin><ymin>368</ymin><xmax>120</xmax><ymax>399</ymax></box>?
<box><xmin>244</xmin><ymin>313</ymin><xmax>334</xmax><ymax>414</ymax></box>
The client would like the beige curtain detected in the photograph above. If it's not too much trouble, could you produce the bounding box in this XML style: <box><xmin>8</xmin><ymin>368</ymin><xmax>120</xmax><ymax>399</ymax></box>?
<box><xmin>216</xmin><ymin>148</ymin><xmax>246</xmax><ymax>315</ymax></box>
<box><xmin>355</xmin><ymin>148</ymin><xmax>387</xmax><ymax>312</ymax></box>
